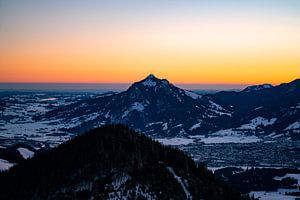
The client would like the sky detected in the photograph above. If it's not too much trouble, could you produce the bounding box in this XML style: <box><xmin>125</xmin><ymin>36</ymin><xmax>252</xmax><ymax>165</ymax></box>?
<box><xmin>0</xmin><ymin>0</ymin><xmax>300</xmax><ymax>86</ymax></box>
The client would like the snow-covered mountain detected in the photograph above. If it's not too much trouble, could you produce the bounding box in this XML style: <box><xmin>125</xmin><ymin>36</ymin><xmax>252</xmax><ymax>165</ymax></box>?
<box><xmin>39</xmin><ymin>74</ymin><xmax>231</xmax><ymax>137</ymax></box>
<box><xmin>39</xmin><ymin>75</ymin><xmax>300</xmax><ymax>139</ymax></box>
<box><xmin>209</xmin><ymin>79</ymin><xmax>300</xmax><ymax>139</ymax></box>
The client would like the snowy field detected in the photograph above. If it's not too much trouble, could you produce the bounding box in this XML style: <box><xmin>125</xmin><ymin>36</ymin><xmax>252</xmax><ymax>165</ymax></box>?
<box><xmin>250</xmin><ymin>188</ymin><xmax>299</xmax><ymax>200</ymax></box>
<box><xmin>156</xmin><ymin>134</ymin><xmax>261</xmax><ymax>146</ymax></box>
<box><xmin>155</xmin><ymin>116</ymin><xmax>295</xmax><ymax>146</ymax></box>
<box><xmin>0</xmin><ymin>92</ymin><xmax>102</xmax><ymax>147</ymax></box>
<box><xmin>156</xmin><ymin>138</ymin><xmax>194</xmax><ymax>146</ymax></box>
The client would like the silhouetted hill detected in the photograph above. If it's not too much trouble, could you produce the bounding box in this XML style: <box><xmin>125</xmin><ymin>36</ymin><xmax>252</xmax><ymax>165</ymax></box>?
<box><xmin>0</xmin><ymin>125</ymin><xmax>251</xmax><ymax>200</ymax></box>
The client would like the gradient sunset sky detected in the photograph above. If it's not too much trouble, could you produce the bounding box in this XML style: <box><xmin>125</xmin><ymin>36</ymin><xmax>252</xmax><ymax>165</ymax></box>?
<box><xmin>0</xmin><ymin>0</ymin><xmax>299</xmax><ymax>85</ymax></box>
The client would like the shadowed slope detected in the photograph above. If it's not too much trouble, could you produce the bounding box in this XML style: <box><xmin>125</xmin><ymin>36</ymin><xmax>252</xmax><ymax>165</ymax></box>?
<box><xmin>0</xmin><ymin>125</ymin><xmax>250</xmax><ymax>200</ymax></box>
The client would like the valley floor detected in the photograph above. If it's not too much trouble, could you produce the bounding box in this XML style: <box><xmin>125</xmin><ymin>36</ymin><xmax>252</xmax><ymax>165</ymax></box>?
<box><xmin>1</xmin><ymin>91</ymin><xmax>299</xmax><ymax>199</ymax></box>
<box><xmin>180</xmin><ymin>139</ymin><xmax>300</xmax><ymax>168</ymax></box>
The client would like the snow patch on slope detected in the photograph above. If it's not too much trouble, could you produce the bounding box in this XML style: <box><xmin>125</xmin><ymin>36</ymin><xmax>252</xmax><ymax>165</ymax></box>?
<box><xmin>131</xmin><ymin>102</ymin><xmax>145</xmax><ymax>112</ymax></box>
<box><xmin>146</xmin><ymin>121</ymin><xmax>163</xmax><ymax>127</ymax></box>
<box><xmin>0</xmin><ymin>159</ymin><xmax>15</xmax><ymax>171</ymax></box>
<box><xmin>112</xmin><ymin>173</ymin><xmax>131</xmax><ymax>190</ymax></box>
<box><xmin>167</xmin><ymin>167</ymin><xmax>192</xmax><ymax>200</ymax></box>
<box><xmin>142</xmin><ymin>79</ymin><xmax>156</xmax><ymax>87</ymax></box>
<box><xmin>189</xmin><ymin>122</ymin><xmax>202</xmax><ymax>131</ymax></box>
<box><xmin>208</xmin><ymin>100</ymin><xmax>232</xmax><ymax>117</ymax></box>
<box><xmin>240</xmin><ymin>117</ymin><xmax>277</xmax><ymax>130</ymax></box>
<box><xmin>184</xmin><ymin>90</ymin><xmax>201</xmax><ymax>99</ymax></box>
<box><xmin>285</xmin><ymin>121</ymin><xmax>300</xmax><ymax>130</ymax></box>
<box><xmin>209</xmin><ymin>100</ymin><xmax>224</xmax><ymax>111</ymax></box>
<box><xmin>162</xmin><ymin>122</ymin><xmax>168</xmax><ymax>131</ymax></box>
<box><xmin>122</xmin><ymin>102</ymin><xmax>146</xmax><ymax>118</ymax></box>
<box><xmin>17</xmin><ymin>147</ymin><xmax>34</xmax><ymax>159</ymax></box>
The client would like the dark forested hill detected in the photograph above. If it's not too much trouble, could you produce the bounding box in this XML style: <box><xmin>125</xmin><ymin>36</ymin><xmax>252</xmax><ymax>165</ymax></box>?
<box><xmin>0</xmin><ymin>125</ymin><xmax>251</xmax><ymax>200</ymax></box>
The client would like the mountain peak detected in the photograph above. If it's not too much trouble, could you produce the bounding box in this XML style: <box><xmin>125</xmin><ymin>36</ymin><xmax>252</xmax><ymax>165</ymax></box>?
<box><xmin>145</xmin><ymin>74</ymin><xmax>157</xmax><ymax>79</ymax></box>
<box><xmin>139</xmin><ymin>74</ymin><xmax>170</xmax><ymax>87</ymax></box>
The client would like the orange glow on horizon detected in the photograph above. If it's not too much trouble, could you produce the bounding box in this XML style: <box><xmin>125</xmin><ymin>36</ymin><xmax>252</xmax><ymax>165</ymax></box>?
<box><xmin>0</xmin><ymin>3</ymin><xmax>299</xmax><ymax>85</ymax></box>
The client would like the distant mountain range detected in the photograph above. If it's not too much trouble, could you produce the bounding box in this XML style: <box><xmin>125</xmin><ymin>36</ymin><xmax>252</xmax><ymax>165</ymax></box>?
<box><xmin>0</xmin><ymin>125</ymin><xmax>250</xmax><ymax>200</ymax></box>
<box><xmin>38</xmin><ymin>74</ymin><xmax>300</xmax><ymax>139</ymax></box>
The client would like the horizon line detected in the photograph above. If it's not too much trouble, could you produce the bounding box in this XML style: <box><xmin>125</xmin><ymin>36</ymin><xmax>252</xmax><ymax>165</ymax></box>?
<box><xmin>0</xmin><ymin>81</ymin><xmax>280</xmax><ymax>86</ymax></box>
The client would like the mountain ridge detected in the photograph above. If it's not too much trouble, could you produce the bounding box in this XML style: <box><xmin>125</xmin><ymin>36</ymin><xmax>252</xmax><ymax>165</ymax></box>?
<box><xmin>38</xmin><ymin>74</ymin><xmax>300</xmax><ymax>139</ymax></box>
